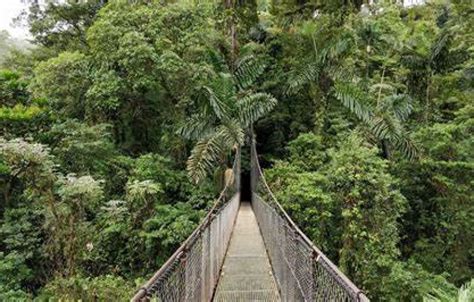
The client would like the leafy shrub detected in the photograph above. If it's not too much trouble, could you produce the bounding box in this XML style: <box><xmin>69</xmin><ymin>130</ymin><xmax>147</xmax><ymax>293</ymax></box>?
<box><xmin>38</xmin><ymin>274</ymin><xmax>135</xmax><ymax>301</ymax></box>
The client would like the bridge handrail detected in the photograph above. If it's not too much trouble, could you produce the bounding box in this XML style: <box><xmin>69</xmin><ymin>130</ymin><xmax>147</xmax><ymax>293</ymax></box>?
<box><xmin>131</xmin><ymin>149</ymin><xmax>240</xmax><ymax>301</ymax></box>
<box><xmin>251</xmin><ymin>136</ymin><xmax>369</xmax><ymax>302</ymax></box>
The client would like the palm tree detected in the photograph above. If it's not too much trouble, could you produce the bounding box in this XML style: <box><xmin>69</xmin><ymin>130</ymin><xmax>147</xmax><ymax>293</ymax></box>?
<box><xmin>179</xmin><ymin>55</ymin><xmax>277</xmax><ymax>184</ymax></box>
<box><xmin>287</xmin><ymin>20</ymin><xmax>418</xmax><ymax>159</ymax></box>
<box><xmin>332</xmin><ymin>81</ymin><xmax>417</xmax><ymax>159</ymax></box>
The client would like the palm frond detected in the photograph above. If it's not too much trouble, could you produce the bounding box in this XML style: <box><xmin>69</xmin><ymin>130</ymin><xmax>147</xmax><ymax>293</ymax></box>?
<box><xmin>221</xmin><ymin>119</ymin><xmax>245</xmax><ymax>146</ymax></box>
<box><xmin>326</xmin><ymin>64</ymin><xmax>354</xmax><ymax>82</ymax></box>
<box><xmin>333</xmin><ymin>82</ymin><xmax>373</xmax><ymax>123</ymax></box>
<box><xmin>370</xmin><ymin>113</ymin><xmax>418</xmax><ymax>160</ymax></box>
<box><xmin>205</xmin><ymin>47</ymin><xmax>227</xmax><ymax>72</ymax></box>
<box><xmin>238</xmin><ymin>92</ymin><xmax>277</xmax><ymax>127</ymax></box>
<box><xmin>234</xmin><ymin>55</ymin><xmax>266</xmax><ymax>91</ymax></box>
<box><xmin>327</xmin><ymin>33</ymin><xmax>354</xmax><ymax>61</ymax></box>
<box><xmin>370</xmin><ymin>113</ymin><xmax>402</xmax><ymax>141</ymax></box>
<box><xmin>458</xmin><ymin>279</ymin><xmax>474</xmax><ymax>302</ymax></box>
<box><xmin>177</xmin><ymin>113</ymin><xmax>214</xmax><ymax>140</ymax></box>
<box><xmin>385</xmin><ymin>94</ymin><xmax>413</xmax><ymax>121</ymax></box>
<box><xmin>202</xmin><ymin>86</ymin><xmax>231</xmax><ymax>120</ymax></box>
<box><xmin>186</xmin><ymin>124</ymin><xmax>243</xmax><ymax>184</ymax></box>
<box><xmin>430</xmin><ymin>29</ymin><xmax>450</xmax><ymax>62</ymax></box>
<box><xmin>423</xmin><ymin>279</ymin><xmax>473</xmax><ymax>302</ymax></box>
<box><xmin>390</xmin><ymin>134</ymin><xmax>419</xmax><ymax>160</ymax></box>
<box><xmin>401</xmin><ymin>53</ymin><xmax>427</xmax><ymax>69</ymax></box>
<box><xmin>332</xmin><ymin>83</ymin><xmax>417</xmax><ymax>160</ymax></box>
<box><xmin>287</xmin><ymin>61</ymin><xmax>320</xmax><ymax>95</ymax></box>
<box><xmin>186</xmin><ymin>131</ymin><xmax>225</xmax><ymax>184</ymax></box>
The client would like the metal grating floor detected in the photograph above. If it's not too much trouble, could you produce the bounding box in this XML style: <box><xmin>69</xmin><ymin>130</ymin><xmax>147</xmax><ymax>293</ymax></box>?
<box><xmin>213</xmin><ymin>202</ymin><xmax>281</xmax><ymax>302</ymax></box>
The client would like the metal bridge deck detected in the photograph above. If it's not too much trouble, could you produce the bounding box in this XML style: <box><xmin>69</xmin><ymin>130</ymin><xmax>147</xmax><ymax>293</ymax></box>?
<box><xmin>213</xmin><ymin>202</ymin><xmax>280</xmax><ymax>302</ymax></box>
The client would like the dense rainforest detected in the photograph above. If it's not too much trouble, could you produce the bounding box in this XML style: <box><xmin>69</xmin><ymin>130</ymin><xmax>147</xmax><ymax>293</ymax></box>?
<box><xmin>0</xmin><ymin>0</ymin><xmax>472</xmax><ymax>300</ymax></box>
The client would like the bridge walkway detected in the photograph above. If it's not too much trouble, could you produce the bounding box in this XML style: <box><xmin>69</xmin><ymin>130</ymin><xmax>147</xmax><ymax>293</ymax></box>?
<box><xmin>213</xmin><ymin>202</ymin><xmax>280</xmax><ymax>302</ymax></box>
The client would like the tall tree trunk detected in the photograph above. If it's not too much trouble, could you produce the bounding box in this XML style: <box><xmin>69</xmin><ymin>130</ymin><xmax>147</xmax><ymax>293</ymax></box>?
<box><xmin>225</xmin><ymin>0</ymin><xmax>238</xmax><ymax>69</ymax></box>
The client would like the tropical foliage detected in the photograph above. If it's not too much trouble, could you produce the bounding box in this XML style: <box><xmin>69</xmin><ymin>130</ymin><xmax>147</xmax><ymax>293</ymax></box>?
<box><xmin>0</xmin><ymin>0</ymin><xmax>472</xmax><ymax>300</ymax></box>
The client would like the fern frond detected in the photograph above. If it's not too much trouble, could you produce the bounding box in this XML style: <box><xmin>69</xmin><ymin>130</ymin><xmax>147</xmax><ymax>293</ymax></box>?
<box><xmin>333</xmin><ymin>82</ymin><xmax>373</xmax><ymax>123</ymax></box>
<box><xmin>238</xmin><ymin>92</ymin><xmax>277</xmax><ymax>127</ymax></box>
<box><xmin>234</xmin><ymin>55</ymin><xmax>266</xmax><ymax>91</ymax></box>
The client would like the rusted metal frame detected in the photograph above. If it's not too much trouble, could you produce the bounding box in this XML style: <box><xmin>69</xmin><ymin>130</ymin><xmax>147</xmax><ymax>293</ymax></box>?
<box><xmin>251</xmin><ymin>136</ymin><xmax>369</xmax><ymax>302</ymax></box>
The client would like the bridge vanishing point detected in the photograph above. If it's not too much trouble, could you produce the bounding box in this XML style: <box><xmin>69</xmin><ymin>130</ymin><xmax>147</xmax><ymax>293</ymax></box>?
<box><xmin>131</xmin><ymin>137</ymin><xmax>369</xmax><ymax>302</ymax></box>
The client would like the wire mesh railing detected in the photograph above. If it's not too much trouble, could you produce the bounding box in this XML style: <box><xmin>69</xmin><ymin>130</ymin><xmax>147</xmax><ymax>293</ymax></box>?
<box><xmin>250</xmin><ymin>137</ymin><xmax>369</xmax><ymax>302</ymax></box>
<box><xmin>131</xmin><ymin>149</ymin><xmax>240</xmax><ymax>302</ymax></box>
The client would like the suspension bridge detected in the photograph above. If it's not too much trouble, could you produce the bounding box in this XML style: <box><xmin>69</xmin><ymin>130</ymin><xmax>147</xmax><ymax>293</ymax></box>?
<box><xmin>131</xmin><ymin>137</ymin><xmax>369</xmax><ymax>302</ymax></box>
